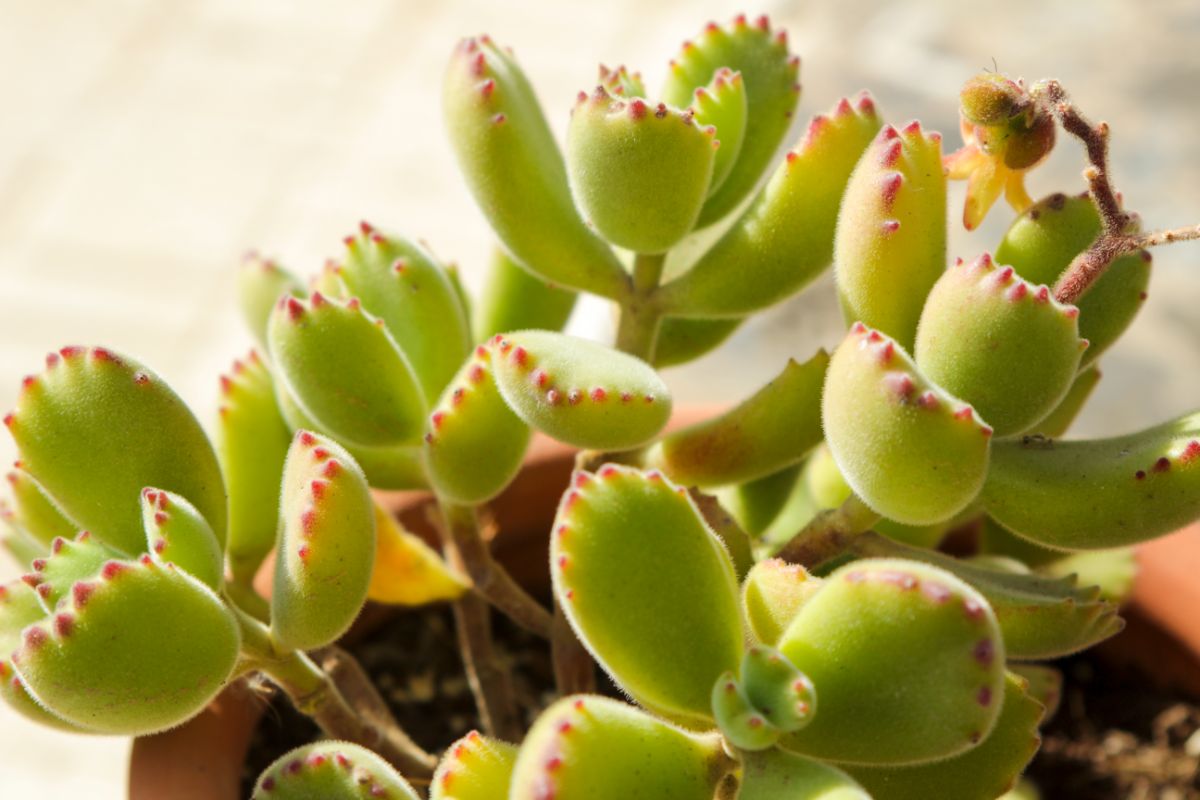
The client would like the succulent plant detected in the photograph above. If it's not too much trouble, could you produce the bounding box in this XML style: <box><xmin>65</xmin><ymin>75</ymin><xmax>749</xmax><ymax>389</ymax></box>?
<box><xmin>4</xmin><ymin>11</ymin><xmax>1200</xmax><ymax>800</ymax></box>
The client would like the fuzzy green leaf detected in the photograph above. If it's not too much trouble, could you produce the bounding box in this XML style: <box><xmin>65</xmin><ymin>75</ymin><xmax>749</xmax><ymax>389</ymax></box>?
<box><xmin>268</xmin><ymin>293</ymin><xmax>426</xmax><ymax>448</ymax></box>
<box><xmin>982</xmin><ymin>410</ymin><xmax>1200</xmax><ymax>549</ymax></box>
<box><xmin>4</xmin><ymin>467</ymin><xmax>76</xmax><ymax>547</ymax></box>
<box><xmin>475</xmin><ymin>247</ymin><xmax>576</xmax><ymax>340</ymax></box>
<box><xmin>274</xmin><ymin>384</ymin><xmax>427</xmax><ymax>491</ymax></box>
<box><xmin>338</xmin><ymin>226</ymin><xmax>472</xmax><ymax>402</ymax></box>
<box><xmin>140</xmin><ymin>488</ymin><xmax>223</xmax><ymax>590</ymax></box>
<box><xmin>270</xmin><ymin>432</ymin><xmax>375</xmax><ymax>650</ymax></box>
<box><xmin>777</xmin><ymin>559</ymin><xmax>1006</xmax><ymax>765</ymax></box>
<box><xmin>659</xmin><ymin>94</ymin><xmax>881</xmax><ymax>317</ymax></box>
<box><xmin>692</xmin><ymin>68</ymin><xmax>747</xmax><ymax>195</ymax></box>
<box><xmin>567</xmin><ymin>91</ymin><xmax>716</xmax><ymax>254</ymax></box>
<box><xmin>661</xmin><ymin>14</ymin><xmax>801</xmax><ymax>227</ymax></box>
<box><xmin>995</xmin><ymin>193</ymin><xmax>1150</xmax><ymax>367</ymax></box>
<box><xmin>215</xmin><ymin>351</ymin><xmax>292</xmax><ymax>582</ymax></box>
<box><xmin>835</xmin><ymin>123</ymin><xmax>947</xmax><ymax>350</ymax></box>
<box><xmin>444</xmin><ymin>36</ymin><xmax>626</xmax><ymax>298</ymax></box>
<box><xmin>848</xmin><ymin>533</ymin><xmax>1123</xmax><ymax>659</ymax></box>
<box><xmin>431</xmin><ymin>730</ymin><xmax>516</xmax><ymax>800</ymax></box>
<box><xmin>653</xmin><ymin>317</ymin><xmax>742</xmax><ymax>367</ymax></box>
<box><xmin>1028</xmin><ymin>365</ymin><xmax>1100</xmax><ymax>439</ymax></box>
<box><xmin>238</xmin><ymin>253</ymin><xmax>302</xmax><ymax>348</ymax></box>
<box><xmin>509</xmin><ymin>695</ymin><xmax>728</xmax><ymax>800</ymax></box>
<box><xmin>552</xmin><ymin>465</ymin><xmax>742</xmax><ymax>727</ymax></box>
<box><xmin>6</xmin><ymin>347</ymin><xmax>226</xmax><ymax>555</ymax></box>
<box><xmin>423</xmin><ymin>346</ymin><xmax>532</xmax><ymax>504</ymax></box>
<box><xmin>742</xmin><ymin>558</ymin><xmax>824</xmax><ymax>647</ymax></box>
<box><xmin>802</xmin><ymin>445</ymin><xmax>947</xmax><ymax>549</ymax></box>
<box><xmin>488</xmin><ymin>331</ymin><xmax>671</xmax><ymax>450</ymax></box>
<box><xmin>846</xmin><ymin>673</ymin><xmax>1044</xmax><ymax>800</ymax></box>
<box><xmin>13</xmin><ymin>557</ymin><xmax>239</xmax><ymax>734</ymax></box>
<box><xmin>252</xmin><ymin>741</ymin><xmax>420</xmax><ymax>799</ymax></box>
<box><xmin>739</xmin><ymin>749</ymin><xmax>870</xmax><ymax>800</ymax></box>
<box><xmin>915</xmin><ymin>253</ymin><xmax>1086</xmax><ymax>436</ymax></box>
<box><xmin>822</xmin><ymin>325</ymin><xmax>991</xmax><ymax>525</ymax></box>
<box><xmin>650</xmin><ymin>351</ymin><xmax>826</xmax><ymax>486</ymax></box>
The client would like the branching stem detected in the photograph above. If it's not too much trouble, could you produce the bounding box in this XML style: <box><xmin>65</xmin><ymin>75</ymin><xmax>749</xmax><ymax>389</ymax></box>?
<box><xmin>436</xmin><ymin>499</ymin><xmax>554</xmax><ymax>638</ymax></box>
<box><xmin>1039</xmin><ymin>80</ymin><xmax>1200</xmax><ymax>304</ymax></box>
<box><xmin>232</xmin><ymin>604</ymin><xmax>435</xmax><ymax>777</ymax></box>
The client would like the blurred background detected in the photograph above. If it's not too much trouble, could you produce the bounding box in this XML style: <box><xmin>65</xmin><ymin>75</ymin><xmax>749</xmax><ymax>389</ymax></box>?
<box><xmin>0</xmin><ymin>0</ymin><xmax>1197</xmax><ymax>794</ymax></box>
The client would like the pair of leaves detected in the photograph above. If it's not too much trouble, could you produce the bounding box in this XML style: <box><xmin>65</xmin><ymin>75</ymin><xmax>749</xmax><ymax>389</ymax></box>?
<box><xmin>550</xmin><ymin>463</ymin><xmax>1009</xmax><ymax>767</ymax></box>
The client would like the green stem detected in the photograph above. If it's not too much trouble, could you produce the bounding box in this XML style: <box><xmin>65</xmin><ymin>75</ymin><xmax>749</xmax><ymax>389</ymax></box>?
<box><xmin>232</xmin><ymin>605</ymin><xmax>435</xmax><ymax>777</ymax></box>
<box><xmin>615</xmin><ymin>252</ymin><xmax>666</xmax><ymax>361</ymax></box>
<box><xmin>774</xmin><ymin>494</ymin><xmax>881</xmax><ymax>569</ymax></box>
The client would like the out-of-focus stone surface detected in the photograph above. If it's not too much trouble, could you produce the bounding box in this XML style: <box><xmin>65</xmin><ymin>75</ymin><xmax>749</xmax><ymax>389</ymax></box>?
<box><xmin>0</xmin><ymin>1</ymin><xmax>1197</xmax><ymax>794</ymax></box>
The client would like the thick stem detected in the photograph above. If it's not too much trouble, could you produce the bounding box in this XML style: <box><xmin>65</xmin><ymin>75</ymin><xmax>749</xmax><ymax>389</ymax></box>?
<box><xmin>614</xmin><ymin>252</ymin><xmax>666</xmax><ymax>361</ymax></box>
<box><xmin>233</xmin><ymin>606</ymin><xmax>436</xmax><ymax>777</ymax></box>
<box><xmin>438</xmin><ymin>499</ymin><xmax>554</xmax><ymax>638</ymax></box>
<box><xmin>774</xmin><ymin>494</ymin><xmax>881</xmax><ymax>569</ymax></box>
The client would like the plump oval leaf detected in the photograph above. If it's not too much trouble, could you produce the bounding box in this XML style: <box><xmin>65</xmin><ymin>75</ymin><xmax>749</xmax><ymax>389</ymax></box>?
<box><xmin>995</xmin><ymin>193</ymin><xmax>1150</xmax><ymax>366</ymax></box>
<box><xmin>567</xmin><ymin>91</ymin><xmax>716</xmax><ymax>254</ymax></box>
<box><xmin>835</xmin><ymin>123</ymin><xmax>947</xmax><ymax>349</ymax></box>
<box><xmin>661</xmin><ymin>14</ymin><xmax>801</xmax><ymax>227</ymax></box>
<box><xmin>650</xmin><ymin>351</ymin><xmax>826</xmax><ymax>486</ymax></box>
<box><xmin>822</xmin><ymin>324</ymin><xmax>991</xmax><ymax>525</ymax></box>
<box><xmin>13</xmin><ymin>557</ymin><xmax>239</xmax><ymax>734</ymax></box>
<box><xmin>444</xmin><ymin>36</ymin><xmax>626</xmax><ymax>298</ymax></box>
<box><xmin>742</xmin><ymin>558</ymin><xmax>824</xmax><ymax>647</ymax></box>
<box><xmin>475</xmin><ymin>247</ymin><xmax>576</xmax><ymax>340</ymax></box>
<box><xmin>488</xmin><ymin>331</ymin><xmax>671</xmax><ymax>450</ymax></box>
<box><xmin>552</xmin><ymin>465</ymin><xmax>742</xmax><ymax>727</ymax></box>
<box><xmin>238</xmin><ymin>253</ymin><xmax>303</xmax><ymax>348</ymax></box>
<box><xmin>423</xmin><ymin>346</ymin><xmax>532</xmax><ymax>504</ymax></box>
<box><xmin>845</xmin><ymin>673</ymin><xmax>1044</xmax><ymax>800</ymax></box>
<box><xmin>692</xmin><ymin>68</ymin><xmax>747</xmax><ymax>195</ymax></box>
<box><xmin>338</xmin><ymin>226</ymin><xmax>472</xmax><ymax>402</ymax></box>
<box><xmin>3</xmin><ymin>467</ymin><xmax>76</xmax><ymax>547</ymax></box>
<box><xmin>6</xmin><ymin>346</ymin><xmax>226</xmax><ymax>555</ymax></box>
<box><xmin>140</xmin><ymin>488</ymin><xmax>223</xmax><ymax>590</ymax></box>
<box><xmin>215</xmin><ymin>351</ymin><xmax>292</xmax><ymax>582</ymax></box>
<box><xmin>509</xmin><ymin>695</ymin><xmax>728</xmax><ymax>800</ymax></box>
<box><xmin>659</xmin><ymin>93</ymin><xmax>881</xmax><ymax>317</ymax></box>
<box><xmin>268</xmin><ymin>293</ymin><xmax>426</xmax><ymax>448</ymax></box>
<box><xmin>777</xmin><ymin>559</ymin><xmax>1006</xmax><ymax>765</ymax></box>
<box><xmin>739</xmin><ymin>749</ymin><xmax>870</xmax><ymax>800</ymax></box>
<box><xmin>252</xmin><ymin>741</ymin><xmax>420</xmax><ymax>800</ymax></box>
<box><xmin>271</xmin><ymin>432</ymin><xmax>375</xmax><ymax>650</ymax></box>
<box><xmin>431</xmin><ymin>730</ymin><xmax>517</xmax><ymax>800</ymax></box>
<box><xmin>915</xmin><ymin>254</ymin><xmax>1086</xmax><ymax>436</ymax></box>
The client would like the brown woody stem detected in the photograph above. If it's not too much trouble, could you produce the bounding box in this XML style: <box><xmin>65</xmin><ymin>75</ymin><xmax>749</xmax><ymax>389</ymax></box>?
<box><xmin>552</xmin><ymin>595</ymin><xmax>596</xmax><ymax>695</ymax></box>
<box><xmin>1039</xmin><ymin>80</ymin><xmax>1200</xmax><ymax>304</ymax></box>
<box><xmin>438</xmin><ymin>500</ymin><xmax>553</xmax><ymax>638</ymax></box>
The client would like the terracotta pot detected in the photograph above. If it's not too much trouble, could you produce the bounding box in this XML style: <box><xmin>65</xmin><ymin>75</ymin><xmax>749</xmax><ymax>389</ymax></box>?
<box><xmin>128</xmin><ymin>436</ymin><xmax>575</xmax><ymax>800</ymax></box>
<box><xmin>127</xmin><ymin>444</ymin><xmax>1200</xmax><ymax>799</ymax></box>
